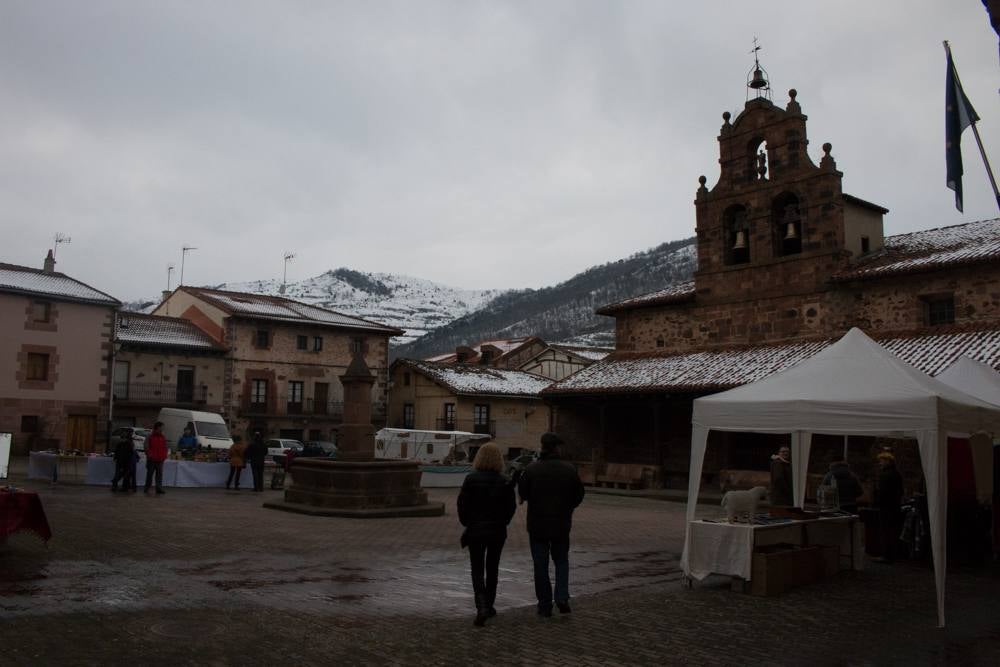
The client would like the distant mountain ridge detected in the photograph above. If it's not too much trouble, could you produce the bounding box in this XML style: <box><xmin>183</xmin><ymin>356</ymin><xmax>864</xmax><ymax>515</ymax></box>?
<box><xmin>123</xmin><ymin>237</ymin><xmax>698</xmax><ymax>356</ymax></box>
<box><xmin>392</xmin><ymin>237</ymin><xmax>697</xmax><ymax>360</ymax></box>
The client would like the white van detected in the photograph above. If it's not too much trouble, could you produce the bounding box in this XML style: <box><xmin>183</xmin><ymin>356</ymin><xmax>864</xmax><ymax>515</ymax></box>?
<box><xmin>374</xmin><ymin>428</ymin><xmax>492</xmax><ymax>464</ymax></box>
<box><xmin>156</xmin><ymin>408</ymin><xmax>234</xmax><ymax>451</ymax></box>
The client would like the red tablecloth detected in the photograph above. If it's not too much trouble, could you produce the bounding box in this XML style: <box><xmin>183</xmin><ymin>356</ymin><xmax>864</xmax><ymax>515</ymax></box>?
<box><xmin>0</xmin><ymin>490</ymin><xmax>52</xmax><ymax>542</ymax></box>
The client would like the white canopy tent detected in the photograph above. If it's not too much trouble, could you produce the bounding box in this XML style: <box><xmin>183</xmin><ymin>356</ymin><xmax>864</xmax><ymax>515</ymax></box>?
<box><xmin>936</xmin><ymin>356</ymin><xmax>1000</xmax><ymax>502</ymax></box>
<box><xmin>680</xmin><ymin>328</ymin><xmax>1000</xmax><ymax>627</ymax></box>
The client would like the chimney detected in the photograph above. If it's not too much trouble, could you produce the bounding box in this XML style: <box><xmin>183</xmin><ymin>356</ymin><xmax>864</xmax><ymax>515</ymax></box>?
<box><xmin>455</xmin><ymin>346</ymin><xmax>475</xmax><ymax>363</ymax></box>
<box><xmin>161</xmin><ymin>290</ymin><xmax>172</xmax><ymax>303</ymax></box>
<box><xmin>43</xmin><ymin>249</ymin><xmax>56</xmax><ymax>273</ymax></box>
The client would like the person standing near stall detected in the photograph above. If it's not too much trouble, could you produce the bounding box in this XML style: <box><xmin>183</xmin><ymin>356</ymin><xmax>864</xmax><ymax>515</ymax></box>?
<box><xmin>110</xmin><ymin>433</ymin><xmax>134</xmax><ymax>493</ymax></box>
<box><xmin>770</xmin><ymin>445</ymin><xmax>793</xmax><ymax>507</ymax></box>
<box><xmin>226</xmin><ymin>435</ymin><xmax>247</xmax><ymax>490</ymax></box>
<box><xmin>876</xmin><ymin>450</ymin><xmax>904</xmax><ymax>562</ymax></box>
<box><xmin>245</xmin><ymin>432</ymin><xmax>267</xmax><ymax>492</ymax></box>
<box><xmin>143</xmin><ymin>422</ymin><xmax>168</xmax><ymax>495</ymax></box>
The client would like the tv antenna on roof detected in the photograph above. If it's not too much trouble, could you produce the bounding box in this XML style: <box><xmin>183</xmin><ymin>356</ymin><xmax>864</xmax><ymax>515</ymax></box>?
<box><xmin>166</xmin><ymin>264</ymin><xmax>175</xmax><ymax>291</ymax></box>
<box><xmin>281</xmin><ymin>252</ymin><xmax>296</xmax><ymax>294</ymax></box>
<box><xmin>53</xmin><ymin>232</ymin><xmax>71</xmax><ymax>259</ymax></box>
<box><xmin>180</xmin><ymin>245</ymin><xmax>197</xmax><ymax>286</ymax></box>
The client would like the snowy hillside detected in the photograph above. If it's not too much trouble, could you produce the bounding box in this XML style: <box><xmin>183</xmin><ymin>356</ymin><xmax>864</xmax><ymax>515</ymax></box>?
<box><xmin>127</xmin><ymin>268</ymin><xmax>501</xmax><ymax>347</ymax></box>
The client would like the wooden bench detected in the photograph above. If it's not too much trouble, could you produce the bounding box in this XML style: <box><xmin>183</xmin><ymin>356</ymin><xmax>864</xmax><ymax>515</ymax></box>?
<box><xmin>596</xmin><ymin>463</ymin><xmax>645</xmax><ymax>489</ymax></box>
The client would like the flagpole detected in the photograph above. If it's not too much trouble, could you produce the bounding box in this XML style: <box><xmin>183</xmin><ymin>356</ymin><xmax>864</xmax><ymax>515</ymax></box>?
<box><xmin>944</xmin><ymin>40</ymin><xmax>1000</xmax><ymax>213</ymax></box>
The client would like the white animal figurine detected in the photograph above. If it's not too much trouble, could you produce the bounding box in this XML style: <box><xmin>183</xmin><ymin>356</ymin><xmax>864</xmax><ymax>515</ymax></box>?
<box><xmin>721</xmin><ymin>486</ymin><xmax>768</xmax><ymax>524</ymax></box>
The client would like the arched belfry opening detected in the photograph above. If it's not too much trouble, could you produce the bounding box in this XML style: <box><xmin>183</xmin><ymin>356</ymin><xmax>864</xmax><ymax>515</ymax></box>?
<box><xmin>772</xmin><ymin>192</ymin><xmax>802</xmax><ymax>256</ymax></box>
<box><xmin>747</xmin><ymin>137</ymin><xmax>769</xmax><ymax>183</ymax></box>
<box><xmin>723</xmin><ymin>204</ymin><xmax>750</xmax><ymax>265</ymax></box>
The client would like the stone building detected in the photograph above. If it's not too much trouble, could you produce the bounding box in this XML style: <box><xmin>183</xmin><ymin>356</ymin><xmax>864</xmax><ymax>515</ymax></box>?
<box><xmin>518</xmin><ymin>344</ymin><xmax>612</xmax><ymax>381</ymax></box>
<box><xmin>388</xmin><ymin>359</ymin><xmax>552</xmax><ymax>457</ymax></box>
<box><xmin>0</xmin><ymin>253</ymin><xmax>120</xmax><ymax>453</ymax></box>
<box><xmin>112</xmin><ymin>312</ymin><xmax>227</xmax><ymax>430</ymax></box>
<box><xmin>426</xmin><ymin>336</ymin><xmax>548</xmax><ymax>369</ymax></box>
<box><xmin>544</xmin><ymin>87</ymin><xmax>1000</xmax><ymax>489</ymax></box>
<box><xmin>154</xmin><ymin>286</ymin><xmax>403</xmax><ymax>441</ymax></box>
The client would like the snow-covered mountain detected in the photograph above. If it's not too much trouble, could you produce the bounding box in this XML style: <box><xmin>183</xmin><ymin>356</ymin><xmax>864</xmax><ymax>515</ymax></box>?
<box><xmin>127</xmin><ymin>268</ymin><xmax>501</xmax><ymax>347</ymax></box>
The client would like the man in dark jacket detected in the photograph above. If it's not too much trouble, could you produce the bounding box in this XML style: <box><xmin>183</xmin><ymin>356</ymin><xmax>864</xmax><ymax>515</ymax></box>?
<box><xmin>245</xmin><ymin>432</ymin><xmax>268</xmax><ymax>492</ymax></box>
<box><xmin>770</xmin><ymin>446</ymin><xmax>793</xmax><ymax>506</ymax></box>
<box><xmin>110</xmin><ymin>434</ymin><xmax>135</xmax><ymax>492</ymax></box>
<box><xmin>876</xmin><ymin>451</ymin><xmax>904</xmax><ymax>562</ymax></box>
<box><xmin>518</xmin><ymin>432</ymin><xmax>585</xmax><ymax>617</ymax></box>
<box><xmin>822</xmin><ymin>457</ymin><xmax>863</xmax><ymax>514</ymax></box>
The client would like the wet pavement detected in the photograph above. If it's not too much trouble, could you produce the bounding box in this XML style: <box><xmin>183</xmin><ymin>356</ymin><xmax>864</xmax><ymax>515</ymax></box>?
<box><xmin>2</xmin><ymin>479</ymin><xmax>1000</xmax><ymax>665</ymax></box>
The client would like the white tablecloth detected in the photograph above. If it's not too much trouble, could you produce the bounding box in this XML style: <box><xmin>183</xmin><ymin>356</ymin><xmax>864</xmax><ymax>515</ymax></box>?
<box><xmin>83</xmin><ymin>457</ymin><xmax>244</xmax><ymax>488</ymax></box>
<box><xmin>687</xmin><ymin>516</ymin><xmax>862</xmax><ymax>581</ymax></box>
<box><xmin>28</xmin><ymin>452</ymin><xmax>87</xmax><ymax>482</ymax></box>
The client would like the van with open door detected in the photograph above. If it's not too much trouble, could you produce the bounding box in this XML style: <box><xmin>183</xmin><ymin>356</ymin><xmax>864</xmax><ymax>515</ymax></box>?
<box><xmin>156</xmin><ymin>408</ymin><xmax>233</xmax><ymax>451</ymax></box>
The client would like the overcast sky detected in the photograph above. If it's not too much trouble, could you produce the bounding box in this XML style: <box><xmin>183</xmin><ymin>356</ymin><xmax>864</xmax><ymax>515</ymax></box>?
<box><xmin>1</xmin><ymin>1</ymin><xmax>998</xmax><ymax>300</ymax></box>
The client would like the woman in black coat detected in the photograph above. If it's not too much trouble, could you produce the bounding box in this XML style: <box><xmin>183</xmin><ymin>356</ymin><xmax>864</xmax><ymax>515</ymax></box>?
<box><xmin>457</xmin><ymin>443</ymin><xmax>517</xmax><ymax>627</ymax></box>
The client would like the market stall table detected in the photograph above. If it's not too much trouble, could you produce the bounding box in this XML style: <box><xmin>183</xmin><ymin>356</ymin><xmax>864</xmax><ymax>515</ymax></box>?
<box><xmin>27</xmin><ymin>452</ymin><xmax>87</xmax><ymax>483</ymax></box>
<box><xmin>685</xmin><ymin>514</ymin><xmax>863</xmax><ymax>582</ymax></box>
<box><xmin>83</xmin><ymin>457</ymin><xmax>259</xmax><ymax>488</ymax></box>
<box><xmin>0</xmin><ymin>490</ymin><xmax>52</xmax><ymax>542</ymax></box>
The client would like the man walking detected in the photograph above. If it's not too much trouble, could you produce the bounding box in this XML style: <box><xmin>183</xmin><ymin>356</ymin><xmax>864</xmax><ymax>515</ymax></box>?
<box><xmin>518</xmin><ymin>432</ymin><xmax>585</xmax><ymax>617</ymax></box>
<box><xmin>144</xmin><ymin>421</ymin><xmax>168</xmax><ymax>495</ymax></box>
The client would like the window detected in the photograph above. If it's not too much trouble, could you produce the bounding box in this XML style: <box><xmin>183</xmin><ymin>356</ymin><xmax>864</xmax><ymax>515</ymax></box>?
<box><xmin>473</xmin><ymin>404</ymin><xmax>491</xmax><ymax>435</ymax></box>
<box><xmin>313</xmin><ymin>336</ymin><xmax>323</xmax><ymax>352</ymax></box>
<box><xmin>426</xmin><ymin>443</ymin><xmax>433</xmax><ymax>454</ymax></box>
<box><xmin>255</xmin><ymin>329</ymin><xmax>271</xmax><ymax>349</ymax></box>
<box><xmin>20</xmin><ymin>415</ymin><xmax>39</xmax><ymax>432</ymax></box>
<box><xmin>350</xmin><ymin>337</ymin><xmax>364</xmax><ymax>354</ymax></box>
<box><xmin>288</xmin><ymin>381</ymin><xmax>304</xmax><ymax>413</ymax></box>
<box><xmin>296</xmin><ymin>335</ymin><xmax>308</xmax><ymax>350</ymax></box>
<box><xmin>860</xmin><ymin>236</ymin><xmax>870</xmax><ymax>254</ymax></box>
<box><xmin>924</xmin><ymin>295</ymin><xmax>955</xmax><ymax>327</ymax></box>
<box><xmin>403</xmin><ymin>372</ymin><xmax>411</xmax><ymax>387</ymax></box>
<box><xmin>444</xmin><ymin>403</ymin><xmax>455</xmax><ymax>428</ymax></box>
<box><xmin>251</xmin><ymin>379</ymin><xmax>268</xmax><ymax>406</ymax></box>
<box><xmin>26</xmin><ymin>353</ymin><xmax>49</xmax><ymax>381</ymax></box>
<box><xmin>403</xmin><ymin>403</ymin><xmax>415</xmax><ymax>429</ymax></box>
<box><xmin>31</xmin><ymin>301</ymin><xmax>51</xmax><ymax>323</ymax></box>
<box><xmin>656</xmin><ymin>336</ymin><xmax>665</xmax><ymax>348</ymax></box>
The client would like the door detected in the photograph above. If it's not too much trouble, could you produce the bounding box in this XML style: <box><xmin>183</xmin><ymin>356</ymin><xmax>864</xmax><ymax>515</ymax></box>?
<box><xmin>313</xmin><ymin>382</ymin><xmax>329</xmax><ymax>415</ymax></box>
<box><xmin>66</xmin><ymin>415</ymin><xmax>97</xmax><ymax>453</ymax></box>
<box><xmin>177</xmin><ymin>366</ymin><xmax>195</xmax><ymax>403</ymax></box>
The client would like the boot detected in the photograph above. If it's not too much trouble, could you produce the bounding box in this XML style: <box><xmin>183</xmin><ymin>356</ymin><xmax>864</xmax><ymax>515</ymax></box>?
<box><xmin>473</xmin><ymin>594</ymin><xmax>488</xmax><ymax>627</ymax></box>
<box><xmin>486</xmin><ymin>592</ymin><xmax>497</xmax><ymax>618</ymax></box>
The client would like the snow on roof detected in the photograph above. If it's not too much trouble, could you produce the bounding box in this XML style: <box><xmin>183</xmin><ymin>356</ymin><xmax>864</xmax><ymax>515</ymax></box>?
<box><xmin>0</xmin><ymin>263</ymin><xmax>119</xmax><ymax>306</ymax></box>
<box><xmin>544</xmin><ymin>328</ymin><xmax>1000</xmax><ymax>395</ymax></box>
<box><xmin>424</xmin><ymin>337</ymin><xmax>540</xmax><ymax>363</ymax></box>
<box><xmin>400</xmin><ymin>359</ymin><xmax>552</xmax><ymax>397</ymax></box>
<box><xmin>596</xmin><ymin>281</ymin><xmax>696</xmax><ymax>315</ymax></box>
<box><xmin>549</xmin><ymin>344</ymin><xmax>613</xmax><ymax>361</ymax></box>
<box><xmin>116</xmin><ymin>313</ymin><xmax>223</xmax><ymax>351</ymax></box>
<box><xmin>182</xmin><ymin>287</ymin><xmax>403</xmax><ymax>334</ymax></box>
<box><xmin>835</xmin><ymin>218</ymin><xmax>1000</xmax><ymax>281</ymax></box>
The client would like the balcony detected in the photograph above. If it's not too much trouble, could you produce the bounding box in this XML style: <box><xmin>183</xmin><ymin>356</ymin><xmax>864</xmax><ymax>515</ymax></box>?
<box><xmin>239</xmin><ymin>395</ymin><xmax>345</xmax><ymax>419</ymax></box>
<box><xmin>114</xmin><ymin>382</ymin><xmax>207</xmax><ymax>406</ymax></box>
<box><xmin>429</xmin><ymin>418</ymin><xmax>496</xmax><ymax>436</ymax></box>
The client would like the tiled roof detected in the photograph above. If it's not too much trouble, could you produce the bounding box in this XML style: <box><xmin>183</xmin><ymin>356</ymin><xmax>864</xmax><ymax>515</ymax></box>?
<box><xmin>834</xmin><ymin>218</ymin><xmax>1000</xmax><ymax>281</ymax></box>
<box><xmin>425</xmin><ymin>337</ymin><xmax>541</xmax><ymax>364</ymax></box>
<box><xmin>596</xmin><ymin>281</ymin><xmax>696</xmax><ymax>315</ymax></box>
<box><xmin>398</xmin><ymin>359</ymin><xmax>552</xmax><ymax>397</ymax></box>
<box><xmin>180</xmin><ymin>286</ymin><xmax>403</xmax><ymax>335</ymax></box>
<box><xmin>116</xmin><ymin>313</ymin><xmax>224</xmax><ymax>351</ymax></box>
<box><xmin>549</xmin><ymin>344</ymin><xmax>613</xmax><ymax>361</ymax></box>
<box><xmin>543</xmin><ymin>328</ymin><xmax>1000</xmax><ymax>395</ymax></box>
<box><xmin>0</xmin><ymin>263</ymin><xmax>119</xmax><ymax>306</ymax></box>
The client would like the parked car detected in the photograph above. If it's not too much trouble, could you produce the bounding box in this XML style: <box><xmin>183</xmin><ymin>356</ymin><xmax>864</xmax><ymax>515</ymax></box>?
<box><xmin>301</xmin><ymin>440</ymin><xmax>338</xmax><ymax>458</ymax></box>
<box><xmin>112</xmin><ymin>427</ymin><xmax>151</xmax><ymax>451</ymax></box>
<box><xmin>505</xmin><ymin>451</ymin><xmax>538</xmax><ymax>478</ymax></box>
<box><xmin>266</xmin><ymin>438</ymin><xmax>303</xmax><ymax>458</ymax></box>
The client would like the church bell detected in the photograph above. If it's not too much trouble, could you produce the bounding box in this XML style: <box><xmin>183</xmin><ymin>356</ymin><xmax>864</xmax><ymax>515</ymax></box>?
<box><xmin>749</xmin><ymin>67</ymin><xmax>768</xmax><ymax>90</ymax></box>
<box><xmin>732</xmin><ymin>229</ymin><xmax>747</xmax><ymax>250</ymax></box>
<box><xmin>783</xmin><ymin>221</ymin><xmax>799</xmax><ymax>240</ymax></box>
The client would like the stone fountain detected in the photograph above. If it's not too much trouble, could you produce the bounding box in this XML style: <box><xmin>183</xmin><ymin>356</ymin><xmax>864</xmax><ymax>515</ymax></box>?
<box><xmin>263</xmin><ymin>353</ymin><xmax>444</xmax><ymax>518</ymax></box>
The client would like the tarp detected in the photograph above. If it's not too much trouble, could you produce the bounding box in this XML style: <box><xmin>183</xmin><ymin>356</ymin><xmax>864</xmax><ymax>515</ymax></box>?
<box><xmin>681</xmin><ymin>328</ymin><xmax>1000</xmax><ymax>627</ymax></box>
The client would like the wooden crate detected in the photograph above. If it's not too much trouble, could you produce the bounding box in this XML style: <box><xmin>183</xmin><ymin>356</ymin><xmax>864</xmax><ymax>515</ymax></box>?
<box><xmin>750</xmin><ymin>545</ymin><xmax>821</xmax><ymax>597</ymax></box>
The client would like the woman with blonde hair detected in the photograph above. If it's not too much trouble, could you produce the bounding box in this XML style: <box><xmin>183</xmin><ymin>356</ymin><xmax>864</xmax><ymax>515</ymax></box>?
<box><xmin>457</xmin><ymin>443</ymin><xmax>517</xmax><ymax>627</ymax></box>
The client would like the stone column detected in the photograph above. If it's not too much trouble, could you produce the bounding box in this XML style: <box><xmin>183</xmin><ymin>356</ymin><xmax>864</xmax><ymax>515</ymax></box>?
<box><xmin>337</xmin><ymin>352</ymin><xmax>376</xmax><ymax>461</ymax></box>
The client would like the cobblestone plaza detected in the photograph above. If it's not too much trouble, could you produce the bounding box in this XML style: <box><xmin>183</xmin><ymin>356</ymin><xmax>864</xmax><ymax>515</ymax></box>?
<box><xmin>2</xmin><ymin>479</ymin><xmax>999</xmax><ymax>666</ymax></box>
